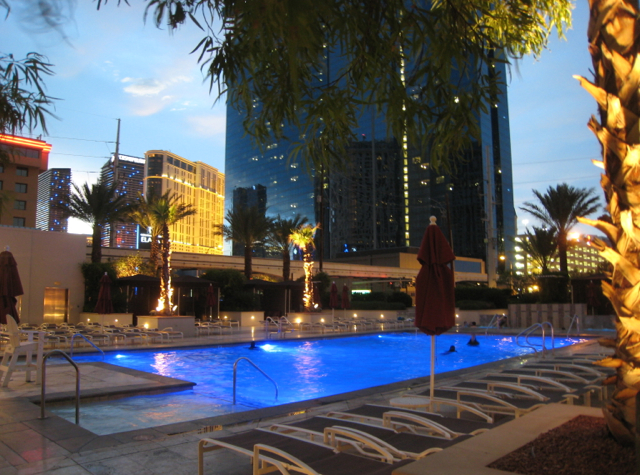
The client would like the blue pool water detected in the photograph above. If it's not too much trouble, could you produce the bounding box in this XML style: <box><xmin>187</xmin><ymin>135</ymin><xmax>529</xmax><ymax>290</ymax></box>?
<box><xmin>51</xmin><ymin>332</ymin><xmax>587</xmax><ymax>434</ymax></box>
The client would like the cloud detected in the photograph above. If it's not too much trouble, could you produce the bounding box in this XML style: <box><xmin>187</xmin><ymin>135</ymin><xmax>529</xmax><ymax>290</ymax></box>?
<box><xmin>121</xmin><ymin>76</ymin><xmax>192</xmax><ymax>97</ymax></box>
<box><xmin>187</xmin><ymin>115</ymin><xmax>226</xmax><ymax>137</ymax></box>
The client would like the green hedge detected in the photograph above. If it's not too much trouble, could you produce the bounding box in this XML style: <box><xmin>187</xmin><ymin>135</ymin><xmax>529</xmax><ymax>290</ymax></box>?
<box><xmin>351</xmin><ymin>301</ymin><xmax>406</xmax><ymax>310</ymax></box>
<box><xmin>456</xmin><ymin>300</ymin><xmax>494</xmax><ymax>310</ymax></box>
<box><xmin>454</xmin><ymin>286</ymin><xmax>509</xmax><ymax>309</ymax></box>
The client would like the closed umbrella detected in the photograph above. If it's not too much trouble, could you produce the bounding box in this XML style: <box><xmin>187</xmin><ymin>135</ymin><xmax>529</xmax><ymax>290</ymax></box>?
<box><xmin>205</xmin><ymin>284</ymin><xmax>217</xmax><ymax>320</ymax></box>
<box><xmin>341</xmin><ymin>284</ymin><xmax>350</xmax><ymax>319</ymax></box>
<box><xmin>414</xmin><ymin>216</ymin><xmax>456</xmax><ymax>410</ymax></box>
<box><xmin>330</xmin><ymin>282</ymin><xmax>339</xmax><ymax>321</ymax></box>
<box><xmin>94</xmin><ymin>273</ymin><xmax>114</xmax><ymax>322</ymax></box>
<box><xmin>0</xmin><ymin>247</ymin><xmax>23</xmax><ymax>325</ymax></box>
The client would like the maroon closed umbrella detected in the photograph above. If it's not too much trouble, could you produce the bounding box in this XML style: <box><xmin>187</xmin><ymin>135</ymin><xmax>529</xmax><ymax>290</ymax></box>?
<box><xmin>94</xmin><ymin>273</ymin><xmax>114</xmax><ymax>316</ymax></box>
<box><xmin>414</xmin><ymin>216</ymin><xmax>456</xmax><ymax>408</ymax></box>
<box><xmin>205</xmin><ymin>284</ymin><xmax>217</xmax><ymax>319</ymax></box>
<box><xmin>0</xmin><ymin>248</ymin><xmax>24</xmax><ymax>324</ymax></box>
<box><xmin>329</xmin><ymin>282</ymin><xmax>339</xmax><ymax>320</ymax></box>
<box><xmin>341</xmin><ymin>284</ymin><xmax>350</xmax><ymax>318</ymax></box>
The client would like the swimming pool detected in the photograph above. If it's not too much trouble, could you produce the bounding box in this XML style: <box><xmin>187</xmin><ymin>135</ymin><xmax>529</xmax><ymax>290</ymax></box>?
<box><xmin>50</xmin><ymin>332</ymin><xmax>587</xmax><ymax>434</ymax></box>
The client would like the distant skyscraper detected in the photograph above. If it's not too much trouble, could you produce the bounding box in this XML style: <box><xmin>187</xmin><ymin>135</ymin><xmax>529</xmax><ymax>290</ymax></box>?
<box><xmin>231</xmin><ymin>184</ymin><xmax>268</xmax><ymax>256</ymax></box>
<box><xmin>225</xmin><ymin>52</ymin><xmax>516</xmax><ymax>276</ymax></box>
<box><xmin>145</xmin><ymin>150</ymin><xmax>225</xmax><ymax>255</ymax></box>
<box><xmin>36</xmin><ymin>168</ymin><xmax>70</xmax><ymax>232</ymax></box>
<box><xmin>0</xmin><ymin>134</ymin><xmax>51</xmax><ymax>228</ymax></box>
<box><xmin>100</xmin><ymin>154</ymin><xmax>145</xmax><ymax>248</ymax></box>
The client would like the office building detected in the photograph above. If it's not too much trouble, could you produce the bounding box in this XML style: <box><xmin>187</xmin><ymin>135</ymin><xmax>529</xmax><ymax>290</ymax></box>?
<box><xmin>145</xmin><ymin>150</ymin><xmax>225</xmax><ymax>255</ymax></box>
<box><xmin>225</xmin><ymin>55</ymin><xmax>516</xmax><ymax>276</ymax></box>
<box><xmin>100</xmin><ymin>154</ymin><xmax>145</xmax><ymax>248</ymax></box>
<box><xmin>514</xmin><ymin>233</ymin><xmax>607</xmax><ymax>276</ymax></box>
<box><xmin>0</xmin><ymin>134</ymin><xmax>51</xmax><ymax>228</ymax></box>
<box><xmin>231</xmin><ymin>184</ymin><xmax>267</xmax><ymax>256</ymax></box>
<box><xmin>36</xmin><ymin>168</ymin><xmax>71</xmax><ymax>232</ymax></box>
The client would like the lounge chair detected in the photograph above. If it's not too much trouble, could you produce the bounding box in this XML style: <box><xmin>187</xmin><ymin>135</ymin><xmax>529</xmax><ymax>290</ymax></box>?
<box><xmin>325</xmin><ymin>404</ymin><xmax>496</xmax><ymax>438</ymax></box>
<box><xmin>399</xmin><ymin>387</ymin><xmax>549</xmax><ymax>418</ymax></box>
<box><xmin>159</xmin><ymin>327</ymin><xmax>184</xmax><ymax>341</ymax></box>
<box><xmin>0</xmin><ymin>315</ymin><xmax>44</xmax><ymax>387</ymax></box>
<box><xmin>198</xmin><ymin>429</ymin><xmax>413</xmax><ymax>475</ymax></box>
<box><xmin>268</xmin><ymin>415</ymin><xmax>470</xmax><ymax>461</ymax></box>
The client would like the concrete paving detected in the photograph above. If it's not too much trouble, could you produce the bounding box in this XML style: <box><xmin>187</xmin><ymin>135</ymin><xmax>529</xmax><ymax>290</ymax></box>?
<box><xmin>0</xmin><ymin>326</ymin><xmax>612</xmax><ymax>474</ymax></box>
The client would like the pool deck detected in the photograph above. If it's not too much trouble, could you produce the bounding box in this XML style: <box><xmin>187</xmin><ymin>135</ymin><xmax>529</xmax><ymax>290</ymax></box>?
<box><xmin>0</xmin><ymin>326</ymin><xmax>613</xmax><ymax>474</ymax></box>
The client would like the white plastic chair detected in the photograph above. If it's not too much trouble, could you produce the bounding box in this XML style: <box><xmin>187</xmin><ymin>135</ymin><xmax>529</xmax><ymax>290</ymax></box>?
<box><xmin>0</xmin><ymin>315</ymin><xmax>44</xmax><ymax>387</ymax></box>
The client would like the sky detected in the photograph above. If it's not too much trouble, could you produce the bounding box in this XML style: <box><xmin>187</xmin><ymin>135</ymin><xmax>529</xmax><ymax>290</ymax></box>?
<box><xmin>3</xmin><ymin>1</ymin><xmax>601</xmax><ymax>237</ymax></box>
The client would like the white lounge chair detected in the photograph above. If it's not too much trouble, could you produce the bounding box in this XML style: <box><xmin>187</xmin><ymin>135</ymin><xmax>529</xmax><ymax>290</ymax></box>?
<box><xmin>0</xmin><ymin>315</ymin><xmax>44</xmax><ymax>387</ymax></box>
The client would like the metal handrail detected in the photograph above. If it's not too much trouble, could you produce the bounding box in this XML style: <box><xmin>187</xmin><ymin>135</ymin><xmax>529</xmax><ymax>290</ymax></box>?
<box><xmin>69</xmin><ymin>333</ymin><xmax>105</xmax><ymax>360</ymax></box>
<box><xmin>233</xmin><ymin>357</ymin><xmax>278</xmax><ymax>404</ymax></box>
<box><xmin>484</xmin><ymin>314</ymin><xmax>499</xmax><ymax>335</ymax></box>
<box><xmin>566</xmin><ymin>314</ymin><xmax>580</xmax><ymax>338</ymax></box>
<box><xmin>39</xmin><ymin>350</ymin><xmax>80</xmax><ymax>424</ymax></box>
<box><xmin>516</xmin><ymin>322</ymin><xmax>555</xmax><ymax>356</ymax></box>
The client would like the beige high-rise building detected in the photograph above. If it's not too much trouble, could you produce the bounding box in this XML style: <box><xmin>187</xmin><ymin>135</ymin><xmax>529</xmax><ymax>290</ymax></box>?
<box><xmin>144</xmin><ymin>150</ymin><xmax>224</xmax><ymax>255</ymax></box>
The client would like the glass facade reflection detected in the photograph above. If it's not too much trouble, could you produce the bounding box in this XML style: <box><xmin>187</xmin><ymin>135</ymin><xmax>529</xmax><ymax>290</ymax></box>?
<box><xmin>225</xmin><ymin>51</ymin><xmax>516</xmax><ymax>271</ymax></box>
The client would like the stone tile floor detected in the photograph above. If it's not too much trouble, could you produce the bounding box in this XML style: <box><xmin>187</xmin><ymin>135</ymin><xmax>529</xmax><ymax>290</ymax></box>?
<box><xmin>0</xmin><ymin>327</ymin><xmax>609</xmax><ymax>474</ymax></box>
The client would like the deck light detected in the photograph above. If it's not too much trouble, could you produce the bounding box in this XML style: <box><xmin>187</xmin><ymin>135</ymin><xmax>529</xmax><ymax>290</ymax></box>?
<box><xmin>320</xmin><ymin>318</ymin><xmax>325</xmax><ymax>322</ymax></box>
<box><xmin>251</xmin><ymin>315</ymin><xmax>255</xmax><ymax>320</ymax></box>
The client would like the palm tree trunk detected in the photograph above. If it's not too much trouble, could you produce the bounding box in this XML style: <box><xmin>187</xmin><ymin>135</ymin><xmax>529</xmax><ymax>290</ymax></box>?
<box><xmin>302</xmin><ymin>245</ymin><xmax>313</xmax><ymax>311</ymax></box>
<box><xmin>159</xmin><ymin>224</ymin><xmax>172</xmax><ymax>315</ymax></box>
<box><xmin>244</xmin><ymin>244</ymin><xmax>253</xmax><ymax>279</ymax></box>
<box><xmin>577</xmin><ymin>0</ymin><xmax>640</xmax><ymax>444</ymax></box>
<box><xmin>91</xmin><ymin>224</ymin><xmax>102</xmax><ymax>263</ymax></box>
<box><xmin>282</xmin><ymin>249</ymin><xmax>291</xmax><ymax>281</ymax></box>
<box><xmin>557</xmin><ymin>231</ymin><xmax>568</xmax><ymax>274</ymax></box>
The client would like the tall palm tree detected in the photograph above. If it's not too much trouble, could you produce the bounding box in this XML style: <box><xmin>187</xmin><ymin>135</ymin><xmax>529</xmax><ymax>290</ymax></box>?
<box><xmin>576</xmin><ymin>0</ymin><xmax>640</xmax><ymax>444</ymax></box>
<box><xmin>267</xmin><ymin>214</ymin><xmax>309</xmax><ymax>281</ymax></box>
<box><xmin>146</xmin><ymin>191</ymin><xmax>196</xmax><ymax>315</ymax></box>
<box><xmin>289</xmin><ymin>224</ymin><xmax>319</xmax><ymax>311</ymax></box>
<box><xmin>519</xmin><ymin>226</ymin><xmax>557</xmax><ymax>275</ymax></box>
<box><xmin>128</xmin><ymin>192</ymin><xmax>162</xmax><ymax>272</ymax></box>
<box><xmin>223</xmin><ymin>206</ymin><xmax>274</xmax><ymax>279</ymax></box>
<box><xmin>520</xmin><ymin>183</ymin><xmax>599</xmax><ymax>274</ymax></box>
<box><xmin>65</xmin><ymin>180</ymin><xmax>132</xmax><ymax>263</ymax></box>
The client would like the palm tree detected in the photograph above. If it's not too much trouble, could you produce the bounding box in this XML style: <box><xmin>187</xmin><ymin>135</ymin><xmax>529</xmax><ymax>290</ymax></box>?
<box><xmin>519</xmin><ymin>226</ymin><xmax>557</xmax><ymax>275</ymax></box>
<box><xmin>65</xmin><ymin>180</ymin><xmax>132</xmax><ymax>263</ymax></box>
<box><xmin>128</xmin><ymin>192</ymin><xmax>162</xmax><ymax>272</ymax></box>
<box><xmin>267</xmin><ymin>214</ymin><xmax>309</xmax><ymax>281</ymax></box>
<box><xmin>146</xmin><ymin>191</ymin><xmax>196</xmax><ymax>315</ymax></box>
<box><xmin>520</xmin><ymin>183</ymin><xmax>599</xmax><ymax>274</ymax></box>
<box><xmin>577</xmin><ymin>1</ymin><xmax>640</xmax><ymax>443</ymax></box>
<box><xmin>289</xmin><ymin>224</ymin><xmax>319</xmax><ymax>311</ymax></box>
<box><xmin>223</xmin><ymin>206</ymin><xmax>274</xmax><ymax>279</ymax></box>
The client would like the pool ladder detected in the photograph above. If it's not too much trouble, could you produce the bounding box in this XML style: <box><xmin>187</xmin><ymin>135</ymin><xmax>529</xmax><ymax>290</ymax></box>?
<box><xmin>39</xmin><ymin>349</ymin><xmax>80</xmax><ymax>424</ymax></box>
<box><xmin>233</xmin><ymin>357</ymin><xmax>278</xmax><ymax>404</ymax></box>
<box><xmin>69</xmin><ymin>333</ymin><xmax>105</xmax><ymax>360</ymax></box>
<box><xmin>516</xmin><ymin>322</ymin><xmax>555</xmax><ymax>356</ymax></box>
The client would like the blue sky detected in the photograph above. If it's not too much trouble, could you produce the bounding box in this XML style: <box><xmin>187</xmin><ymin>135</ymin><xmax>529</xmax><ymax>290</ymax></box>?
<box><xmin>4</xmin><ymin>1</ymin><xmax>601</xmax><ymax>237</ymax></box>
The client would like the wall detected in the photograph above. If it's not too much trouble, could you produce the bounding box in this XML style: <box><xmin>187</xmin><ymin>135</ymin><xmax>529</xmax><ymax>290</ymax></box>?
<box><xmin>1</xmin><ymin>226</ymin><xmax>86</xmax><ymax>324</ymax></box>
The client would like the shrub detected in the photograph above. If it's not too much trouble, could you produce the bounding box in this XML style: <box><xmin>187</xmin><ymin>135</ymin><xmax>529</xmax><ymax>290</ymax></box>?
<box><xmin>455</xmin><ymin>286</ymin><xmax>509</xmax><ymax>309</ymax></box>
<box><xmin>351</xmin><ymin>301</ymin><xmax>406</xmax><ymax>310</ymax></box>
<box><xmin>388</xmin><ymin>291</ymin><xmax>413</xmax><ymax>308</ymax></box>
<box><xmin>456</xmin><ymin>300</ymin><xmax>494</xmax><ymax>310</ymax></box>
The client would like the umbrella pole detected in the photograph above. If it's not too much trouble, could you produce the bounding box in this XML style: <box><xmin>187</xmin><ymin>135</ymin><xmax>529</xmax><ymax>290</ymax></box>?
<box><xmin>430</xmin><ymin>334</ymin><xmax>435</xmax><ymax>413</ymax></box>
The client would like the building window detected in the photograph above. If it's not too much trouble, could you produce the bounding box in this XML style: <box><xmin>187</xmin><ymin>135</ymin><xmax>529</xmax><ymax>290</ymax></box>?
<box><xmin>14</xmin><ymin>200</ymin><xmax>26</xmax><ymax>210</ymax></box>
<box><xmin>12</xmin><ymin>217</ymin><xmax>25</xmax><ymax>227</ymax></box>
<box><xmin>16</xmin><ymin>167</ymin><xmax>28</xmax><ymax>177</ymax></box>
<box><xmin>15</xmin><ymin>183</ymin><xmax>27</xmax><ymax>193</ymax></box>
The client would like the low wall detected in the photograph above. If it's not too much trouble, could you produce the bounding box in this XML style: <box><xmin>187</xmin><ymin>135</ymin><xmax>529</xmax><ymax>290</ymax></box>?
<box><xmin>219</xmin><ymin>309</ymin><xmax>412</xmax><ymax>328</ymax></box>
<box><xmin>508</xmin><ymin>303</ymin><xmax>588</xmax><ymax>330</ymax></box>
<box><xmin>77</xmin><ymin>313</ymin><xmax>133</xmax><ymax>327</ymax></box>
<box><xmin>455</xmin><ymin>309</ymin><xmax>507</xmax><ymax>328</ymax></box>
<box><xmin>137</xmin><ymin>315</ymin><xmax>196</xmax><ymax>337</ymax></box>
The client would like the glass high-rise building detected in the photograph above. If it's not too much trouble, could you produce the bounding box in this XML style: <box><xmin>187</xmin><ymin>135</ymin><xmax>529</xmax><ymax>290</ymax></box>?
<box><xmin>225</xmin><ymin>53</ymin><xmax>516</xmax><ymax>275</ymax></box>
<box><xmin>36</xmin><ymin>168</ymin><xmax>70</xmax><ymax>232</ymax></box>
<box><xmin>100</xmin><ymin>154</ymin><xmax>146</xmax><ymax>249</ymax></box>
